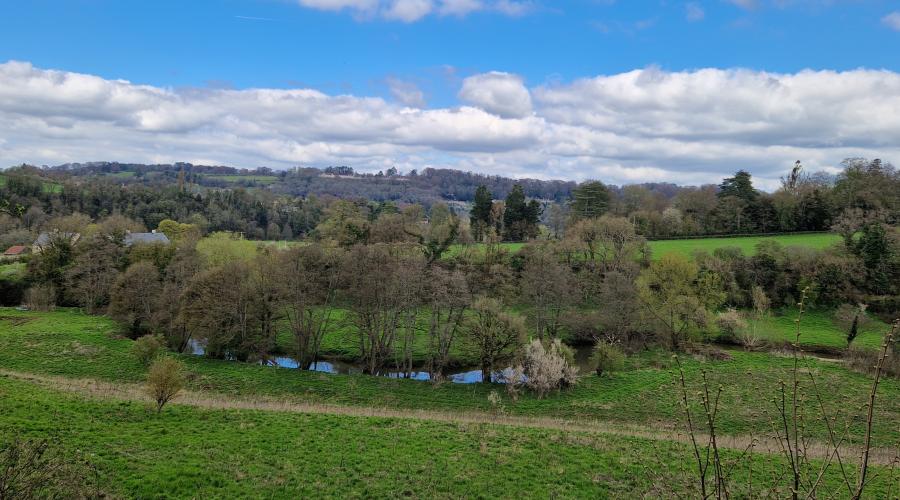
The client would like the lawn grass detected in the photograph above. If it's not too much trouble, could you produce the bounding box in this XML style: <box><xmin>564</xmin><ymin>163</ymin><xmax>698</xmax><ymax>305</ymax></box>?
<box><xmin>740</xmin><ymin>307</ymin><xmax>891</xmax><ymax>351</ymax></box>
<box><xmin>4</xmin><ymin>375</ymin><xmax>894</xmax><ymax>498</ymax></box>
<box><xmin>2</xmin><ymin>308</ymin><xmax>899</xmax><ymax>444</ymax></box>
<box><xmin>0</xmin><ymin>262</ymin><xmax>26</xmax><ymax>282</ymax></box>
<box><xmin>447</xmin><ymin>233</ymin><xmax>841</xmax><ymax>260</ymax></box>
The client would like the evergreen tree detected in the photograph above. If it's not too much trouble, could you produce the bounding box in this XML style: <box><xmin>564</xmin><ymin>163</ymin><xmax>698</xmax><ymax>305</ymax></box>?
<box><xmin>470</xmin><ymin>185</ymin><xmax>493</xmax><ymax>242</ymax></box>
<box><xmin>503</xmin><ymin>184</ymin><xmax>528</xmax><ymax>241</ymax></box>
<box><xmin>570</xmin><ymin>181</ymin><xmax>610</xmax><ymax>220</ymax></box>
<box><xmin>718</xmin><ymin>170</ymin><xmax>758</xmax><ymax>202</ymax></box>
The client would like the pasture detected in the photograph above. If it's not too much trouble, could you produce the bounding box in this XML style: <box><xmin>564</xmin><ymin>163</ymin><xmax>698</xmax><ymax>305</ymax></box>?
<box><xmin>447</xmin><ymin>232</ymin><xmax>841</xmax><ymax>259</ymax></box>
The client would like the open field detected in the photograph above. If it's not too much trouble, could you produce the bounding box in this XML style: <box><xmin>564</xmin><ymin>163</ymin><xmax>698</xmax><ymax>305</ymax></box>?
<box><xmin>206</xmin><ymin>174</ymin><xmax>280</xmax><ymax>184</ymax></box>
<box><xmin>2</xmin><ymin>308</ymin><xmax>899</xmax><ymax>496</ymax></box>
<box><xmin>740</xmin><ymin>307</ymin><xmax>890</xmax><ymax>351</ymax></box>
<box><xmin>2</xmin><ymin>308</ymin><xmax>899</xmax><ymax>445</ymax></box>
<box><xmin>447</xmin><ymin>232</ymin><xmax>842</xmax><ymax>259</ymax></box>
<box><xmin>6</xmin><ymin>373</ymin><xmax>897</xmax><ymax>498</ymax></box>
<box><xmin>0</xmin><ymin>262</ymin><xmax>26</xmax><ymax>281</ymax></box>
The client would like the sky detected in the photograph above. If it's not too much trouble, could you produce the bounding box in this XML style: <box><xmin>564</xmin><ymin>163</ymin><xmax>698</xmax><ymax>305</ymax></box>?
<box><xmin>1</xmin><ymin>0</ymin><xmax>900</xmax><ymax>189</ymax></box>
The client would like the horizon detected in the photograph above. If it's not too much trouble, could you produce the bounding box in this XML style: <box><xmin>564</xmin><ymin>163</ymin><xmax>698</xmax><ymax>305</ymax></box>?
<box><xmin>2</xmin><ymin>1</ymin><xmax>900</xmax><ymax>190</ymax></box>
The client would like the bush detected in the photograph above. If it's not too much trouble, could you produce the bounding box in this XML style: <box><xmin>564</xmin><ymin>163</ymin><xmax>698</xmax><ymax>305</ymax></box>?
<box><xmin>23</xmin><ymin>284</ymin><xmax>55</xmax><ymax>311</ymax></box>
<box><xmin>590</xmin><ymin>341</ymin><xmax>625</xmax><ymax>377</ymax></box>
<box><xmin>132</xmin><ymin>334</ymin><xmax>165</xmax><ymax>366</ymax></box>
<box><xmin>522</xmin><ymin>339</ymin><xmax>579</xmax><ymax>398</ymax></box>
<box><xmin>844</xmin><ymin>347</ymin><xmax>900</xmax><ymax>379</ymax></box>
<box><xmin>0</xmin><ymin>437</ymin><xmax>101</xmax><ymax>499</ymax></box>
<box><xmin>146</xmin><ymin>357</ymin><xmax>185</xmax><ymax>413</ymax></box>
<box><xmin>716</xmin><ymin>308</ymin><xmax>747</xmax><ymax>344</ymax></box>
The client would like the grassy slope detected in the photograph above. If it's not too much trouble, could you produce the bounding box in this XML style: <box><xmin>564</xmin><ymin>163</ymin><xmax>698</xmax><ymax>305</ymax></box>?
<box><xmin>1</xmin><ymin>309</ymin><xmax>898</xmax><ymax>444</ymax></box>
<box><xmin>742</xmin><ymin>308</ymin><xmax>890</xmax><ymax>350</ymax></box>
<box><xmin>447</xmin><ymin>233</ymin><xmax>841</xmax><ymax>260</ymax></box>
<box><xmin>0</xmin><ymin>262</ymin><xmax>26</xmax><ymax>282</ymax></box>
<box><xmin>5</xmin><ymin>376</ymin><xmax>891</xmax><ymax>498</ymax></box>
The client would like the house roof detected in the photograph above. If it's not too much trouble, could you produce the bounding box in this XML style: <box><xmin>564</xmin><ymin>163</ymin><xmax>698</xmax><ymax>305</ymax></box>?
<box><xmin>124</xmin><ymin>232</ymin><xmax>171</xmax><ymax>246</ymax></box>
<box><xmin>3</xmin><ymin>245</ymin><xmax>28</xmax><ymax>255</ymax></box>
<box><xmin>34</xmin><ymin>232</ymin><xmax>79</xmax><ymax>247</ymax></box>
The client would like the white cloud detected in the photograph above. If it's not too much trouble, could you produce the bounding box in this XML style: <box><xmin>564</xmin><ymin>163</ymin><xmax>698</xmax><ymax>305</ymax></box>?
<box><xmin>383</xmin><ymin>0</ymin><xmax>433</xmax><ymax>21</ymax></box>
<box><xmin>439</xmin><ymin>0</ymin><xmax>484</xmax><ymax>16</ymax></box>
<box><xmin>883</xmin><ymin>12</ymin><xmax>900</xmax><ymax>31</ymax></box>
<box><xmin>2</xmin><ymin>61</ymin><xmax>900</xmax><ymax>189</ymax></box>
<box><xmin>458</xmin><ymin>71</ymin><xmax>533</xmax><ymax>118</ymax></box>
<box><xmin>293</xmin><ymin>0</ymin><xmax>530</xmax><ymax>21</ymax></box>
<box><xmin>386</xmin><ymin>77</ymin><xmax>427</xmax><ymax>107</ymax></box>
<box><xmin>685</xmin><ymin>2</ymin><xmax>705</xmax><ymax>22</ymax></box>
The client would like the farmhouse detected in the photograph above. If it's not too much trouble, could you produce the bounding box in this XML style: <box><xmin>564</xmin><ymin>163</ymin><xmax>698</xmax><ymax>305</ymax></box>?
<box><xmin>124</xmin><ymin>230</ymin><xmax>171</xmax><ymax>246</ymax></box>
<box><xmin>1</xmin><ymin>245</ymin><xmax>30</xmax><ymax>261</ymax></box>
<box><xmin>32</xmin><ymin>231</ymin><xmax>81</xmax><ymax>254</ymax></box>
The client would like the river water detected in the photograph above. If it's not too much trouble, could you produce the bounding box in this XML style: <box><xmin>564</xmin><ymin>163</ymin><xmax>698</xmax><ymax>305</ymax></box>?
<box><xmin>188</xmin><ymin>339</ymin><xmax>595</xmax><ymax>384</ymax></box>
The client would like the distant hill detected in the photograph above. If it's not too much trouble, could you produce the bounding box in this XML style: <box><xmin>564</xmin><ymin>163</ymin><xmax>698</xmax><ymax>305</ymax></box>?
<box><xmin>49</xmin><ymin>162</ymin><xmax>685</xmax><ymax>206</ymax></box>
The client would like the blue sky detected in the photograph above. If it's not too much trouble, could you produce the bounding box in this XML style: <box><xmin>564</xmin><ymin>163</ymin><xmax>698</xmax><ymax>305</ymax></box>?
<box><xmin>1</xmin><ymin>1</ymin><xmax>899</xmax><ymax>186</ymax></box>
<box><xmin>4</xmin><ymin>0</ymin><xmax>898</xmax><ymax>105</ymax></box>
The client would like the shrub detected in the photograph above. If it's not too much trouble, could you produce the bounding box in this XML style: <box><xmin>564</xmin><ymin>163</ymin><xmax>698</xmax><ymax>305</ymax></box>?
<box><xmin>132</xmin><ymin>334</ymin><xmax>165</xmax><ymax>366</ymax></box>
<box><xmin>590</xmin><ymin>341</ymin><xmax>625</xmax><ymax>377</ymax></box>
<box><xmin>146</xmin><ymin>357</ymin><xmax>185</xmax><ymax>413</ymax></box>
<box><xmin>522</xmin><ymin>339</ymin><xmax>579</xmax><ymax>398</ymax></box>
<box><xmin>844</xmin><ymin>347</ymin><xmax>900</xmax><ymax>379</ymax></box>
<box><xmin>23</xmin><ymin>284</ymin><xmax>55</xmax><ymax>311</ymax></box>
<box><xmin>715</xmin><ymin>308</ymin><xmax>747</xmax><ymax>344</ymax></box>
<box><xmin>0</xmin><ymin>437</ymin><xmax>100</xmax><ymax>498</ymax></box>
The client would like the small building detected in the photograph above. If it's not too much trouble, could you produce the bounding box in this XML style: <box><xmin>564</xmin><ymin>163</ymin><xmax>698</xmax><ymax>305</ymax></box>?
<box><xmin>124</xmin><ymin>230</ymin><xmax>171</xmax><ymax>247</ymax></box>
<box><xmin>1</xmin><ymin>245</ymin><xmax>30</xmax><ymax>261</ymax></box>
<box><xmin>32</xmin><ymin>232</ymin><xmax>81</xmax><ymax>254</ymax></box>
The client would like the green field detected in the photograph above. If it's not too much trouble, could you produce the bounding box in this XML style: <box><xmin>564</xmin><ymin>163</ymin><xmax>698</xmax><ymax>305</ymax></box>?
<box><xmin>0</xmin><ymin>262</ymin><xmax>26</xmax><ymax>281</ymax></box>
<box><xmin>2</xmin><ymin>308</ymin><xmax>898</xmax><ymax>442</ymax></box>
<box><xmin>207</xmin><ymin>174</ymin><xmax>280</xmax><ymax>184</ymax></box>
<box><xmin>2</xmin><ymin>308</ymin><xmax>899</xmax><ymax>496</ymax></box>
<box><xmin>448</xmin><ymin>232</ymin><xmax>841</xmax><ymax>259</ymax></box>
<box><xmin>740</xmin><ymin>307</ymin><xmax>891</xmax><ymax>351</ymax></box>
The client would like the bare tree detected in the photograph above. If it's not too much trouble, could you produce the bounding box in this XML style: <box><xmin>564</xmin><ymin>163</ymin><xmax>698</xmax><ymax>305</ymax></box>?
<box><xmin>109</xmin><ymin>261</ymin><xmax>162</xmax><ymax>337</ymax></box>
<box><xmin>520</xmin><ymin>242</ymin><xmax>576</xmax><ymax>340</ymax></box>
<box><xmin>278</xmin><ymin>244</ymin><xmax>341</xmax><ymax>370</ymax></box>
<box><xmin>423</xmin><ymin>266</ymin><xmax>470</xmax><ymax>380</ymax></box>
<box><xmin>340</xmin><ymin>244</ymin><xmax>424</xmax><ymax>374</ymax></box>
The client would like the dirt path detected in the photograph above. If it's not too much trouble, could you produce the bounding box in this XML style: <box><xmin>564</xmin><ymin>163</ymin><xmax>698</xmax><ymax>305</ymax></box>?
<box><xmin>2</xmin><ymin>369</ymin><xmax>896</xmax><ymax>466</ymax></box>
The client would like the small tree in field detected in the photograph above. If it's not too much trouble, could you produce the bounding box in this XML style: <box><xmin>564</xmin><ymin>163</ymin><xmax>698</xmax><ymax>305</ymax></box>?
<box><xmin>522</xmin><ymin>338</ymin><xmax>579</xmax><ymax>397</ymax></box>
<box><xmin>146</xmin><ymin>357</ymin><xmax>185</xmax><ymax>414</ymax></box>
<box><xmin>465</xmin><ymin>297</ymin><xmax>526</xmax><ymax>384</ymax></box>
<box><xmin>132</xmin><ymin>334</ymin><xmax>165</xmax><ymax>366</ymax></box>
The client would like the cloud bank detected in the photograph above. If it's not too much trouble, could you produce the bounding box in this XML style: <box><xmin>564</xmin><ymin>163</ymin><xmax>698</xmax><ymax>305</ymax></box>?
<box><xmin>1</xmin><ymin>61</ymin><xmax>899</xmax><ymax>188</ymax></box>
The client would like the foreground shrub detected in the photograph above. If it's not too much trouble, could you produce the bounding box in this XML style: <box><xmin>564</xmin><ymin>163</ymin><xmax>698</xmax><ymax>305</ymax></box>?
<box><xmin>146</xmin><ymin>357</ymin><xmax>185</xmax><ymax>413</ymax></box>
<box><xmin>590</xmin><ymin>341</ymin><xmax>625</xmax><ymax>377</ymax></box>
<box><xmin>132</xmin><ymin>334</ymin><xmax>165</xmax><ymax>366</ymax></box>
<box><xmin>844</xmin><ymin>346</ymin><xmax>900</xmax><ymax>379</ymax></box>
<box><xmin>23</xmin><ymin>284</ymin><xmax>55</xmax><ymax>311</ymax></box>
<box><xmin>715</xmin><ymin>308</ymin><xmax>747</xmax><ymax>344</ymax></box>
<box><xmin>0</xmin><ymin>437</ymin><xmax>100</xmax><ymax>499</ymax></box>
<box><xmin>522</xmin><ymin>339</ymin><xmax>578</xmax><ymax>398</ymax></box>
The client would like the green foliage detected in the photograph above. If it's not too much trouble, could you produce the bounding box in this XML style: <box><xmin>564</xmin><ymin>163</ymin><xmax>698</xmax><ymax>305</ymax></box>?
<box><xmin>146</xmin><ymin>356</ymin><xmax>185</xmax><ymax>413</ymax></box>
<box><xmin>132</xmin><ymin>334</ymin><xmax>165</xmax><ymax>366</ymax></box>
<box><xmin>590</xmin><ymin>342</ymin><xmax>625</xmax><ymax>377</ymax></box>
<box><xmin>569</xmin><ymin>181</ymin><xmax>610</xmax><ymax>220</ymax></box>
<box><xmin>470</xmin><ymin>185</ymin><xmax>493</xmax><ymax>242</ymax></box>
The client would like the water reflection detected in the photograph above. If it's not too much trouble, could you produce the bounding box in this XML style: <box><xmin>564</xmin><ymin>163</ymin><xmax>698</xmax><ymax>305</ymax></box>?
<box><xmin>187</xmin><ymin>338</ymin><xmax>591</xmax><ymax>385</ymax></box>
